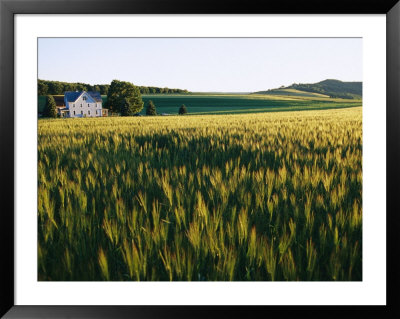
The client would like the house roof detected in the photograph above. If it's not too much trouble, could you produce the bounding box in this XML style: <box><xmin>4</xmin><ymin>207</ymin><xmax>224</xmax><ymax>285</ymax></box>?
<box><xmin>64</xmin><ymin>91</ymin><xmax>102</xmax><ymax>103</ymax></box>
<box><xmin>64</xmin><ymin>91</ymin><xmax>82</xmax><ymax>103</ymax></box>
<box><xmin>87</xmin><ymin>91</ymin><xmax>102</xmax><ymax>102</ymax></box>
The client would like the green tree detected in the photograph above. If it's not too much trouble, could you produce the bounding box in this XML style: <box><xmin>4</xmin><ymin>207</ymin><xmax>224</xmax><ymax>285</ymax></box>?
<box><xmin>76</xmin><ymin>84</ymin><xmax>87</xmax><ymax>92</ymax></box>
<box><xmin>146</xmin><ymin>100</ymin><xmax>157</xmax><ymax>115</ymax></box>
<box><xmin>178</xmin><ymin>104</ymin><xmax>187</xmax><ymax>115</ymax></box>
<box><xmin>38</xmin><ymin>81</ymin><xmax>49</xmax><ymax>95</ymax></box>
<box><xmin>99</xmin><ymin>85</ymin><xmax>109</xmax><ymax>95</ymax></box>
<box><xmin>64</xmin><ymin>83</ymin><xmax>76</xmax><ymax>92</ymax></box>
<box><xmin>106</xmin><ymin>80</ymin><xmax>144</xmax><ymax>115</ymax></box>
<box><xmin>48</xmin><ymin>82</ymin><xmax>64</xmax><ymax>95</ymax></box>
<box><xmin>120</xmin><ymin>98</ymin><xmax>137</xmax><ymax>116</ymax></box>
<box><xmin>43</xmin><ymin>95</ymin><xmax>57</xmax><ymax>118</ymax></box>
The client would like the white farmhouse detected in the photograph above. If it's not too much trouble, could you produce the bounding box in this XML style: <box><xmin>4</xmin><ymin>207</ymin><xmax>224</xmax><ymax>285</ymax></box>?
<box><xmin>60</xmin><ymin>91</ymin><xmax>108</xmax><ymax>118</ymax></box>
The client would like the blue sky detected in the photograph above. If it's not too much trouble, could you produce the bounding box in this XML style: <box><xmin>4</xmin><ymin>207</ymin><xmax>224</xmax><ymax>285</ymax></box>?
<box><xmin>38</xmin><ymin>38</ymin><xmax>362</xmax><ymax>92</ymax></box>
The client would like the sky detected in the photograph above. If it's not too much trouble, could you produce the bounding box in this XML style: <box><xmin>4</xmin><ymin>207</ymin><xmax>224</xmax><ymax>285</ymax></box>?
<box><xmin>38</xmin><ymin>38</ymin><xmax>362</xmax><ymax>92</ymax></box>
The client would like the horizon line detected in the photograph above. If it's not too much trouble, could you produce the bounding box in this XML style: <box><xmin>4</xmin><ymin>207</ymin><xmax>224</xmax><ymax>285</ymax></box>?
<box><xmin>38</xmin><ymin>77</ymin><xmax>363</xmax><ymax>93</ymax></box>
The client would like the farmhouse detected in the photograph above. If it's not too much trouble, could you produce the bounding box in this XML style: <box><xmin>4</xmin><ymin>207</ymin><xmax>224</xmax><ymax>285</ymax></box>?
<box><xmin>59</xmin><ymin>91</ymin><xmax>108</xmax><ymax>118</ymax></box>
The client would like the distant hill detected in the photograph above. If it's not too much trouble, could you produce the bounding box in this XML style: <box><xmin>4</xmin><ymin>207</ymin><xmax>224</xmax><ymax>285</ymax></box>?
<box><xmin>253</xmin><ymin>79</ymin><xmax>362</xmax><ymax>99</ymax></box>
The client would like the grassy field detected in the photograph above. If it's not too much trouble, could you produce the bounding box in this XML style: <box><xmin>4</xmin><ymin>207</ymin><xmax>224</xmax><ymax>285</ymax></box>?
<box><xmin>38</xmin><ymin>93</ymin><xmax>362</xmax><ymax>115</ymax></box>
<box><xmin>38</xmin><ymin>107</ymin><xmax>362</xmax><ymax>281</ymax></box>
<box><xmin>140</xmin><ymin>94</ymin><xmax>361</xmax><ymax>115</ymax></box>
<box><xmin>252</xmin><ymin>88</ymin><xmax>331</xmax><ymax>98</ymax></box>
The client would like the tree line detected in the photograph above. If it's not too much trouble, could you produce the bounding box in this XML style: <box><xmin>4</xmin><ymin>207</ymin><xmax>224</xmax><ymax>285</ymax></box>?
<box><xmin>38</xmin><ymin>79</ymin><xmax>189</xmax><ymax>96</ymax></box>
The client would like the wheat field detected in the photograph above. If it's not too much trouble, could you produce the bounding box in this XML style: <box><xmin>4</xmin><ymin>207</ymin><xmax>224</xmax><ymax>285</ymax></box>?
<box><xmin>38</xmin><ymin>107</ymin><xmax>362</xmax><ymax>281</ymax></box>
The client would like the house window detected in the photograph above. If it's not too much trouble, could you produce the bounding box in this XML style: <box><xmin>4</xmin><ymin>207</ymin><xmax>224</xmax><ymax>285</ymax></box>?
<box><xmin>83</xmin><ymin>96</ymin><xmax>87</xmax><ymax>101</ymax></box>
<box><xmin>88</xmin><ymin>110</ymin><xmax>90</xmax><ymax>115</ymax></box>
<box><xmin>73</xmin><ymin>104</ymin><xmax>75</xmax><ymax>107</ymax></box>
<box><xmin>81</xmin><ymin>111</ymin><xmax>83</xmax><ymax>115</ymax></box>
<box><xmin>88</xmin><ymin>104</ymin><xmax>90</xmax><ymax>107</ymax></box>
<box><xmin>81</xmin><ymin>104</ymin><xmax>82</xmax><ymax>107</ymax></box>
<box><xmin>73</xmin><ymin>111</ymin><xmax>75</xmax><ymax>115</ymax></box>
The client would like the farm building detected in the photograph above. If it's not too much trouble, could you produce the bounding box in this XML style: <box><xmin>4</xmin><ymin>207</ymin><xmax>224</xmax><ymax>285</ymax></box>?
<box><xmin>59</xmin><ymin>91</ymin><xmax>108</xmax><ymax>118</ymax></box>
<box><xmin>37</xmin><ymin>95</ymin><xmax>68</xmax><ymax>116</ymax></box>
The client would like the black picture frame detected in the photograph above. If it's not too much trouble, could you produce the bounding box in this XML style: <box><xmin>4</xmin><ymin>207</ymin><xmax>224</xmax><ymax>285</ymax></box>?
<box><xmin>1</xmin><ymin>0</ymin><xmax>399</xmax><ymax>318</ymax></box>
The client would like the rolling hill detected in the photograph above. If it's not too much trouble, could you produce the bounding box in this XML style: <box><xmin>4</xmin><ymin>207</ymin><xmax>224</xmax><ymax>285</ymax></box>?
<box><xmin>253</xmin><ymin>79</ymin><xmax>362</xmax><ymax>99</ymax></box>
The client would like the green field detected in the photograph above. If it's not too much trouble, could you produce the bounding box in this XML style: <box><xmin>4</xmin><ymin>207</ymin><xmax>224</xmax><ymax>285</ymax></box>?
<box><xmin>252</xmin><ymin>88</ymin><xmax>331</xmax><ymax>98</ymax></box>
<box><xmin>38</xmin><ymin>93</ymin><xmax>362</xmax><ymax>115</ymax></box>
<box><xmin>38</xmin><ymin>108</ymin><xmax>362</xmax><ymax>281</ymax></box>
